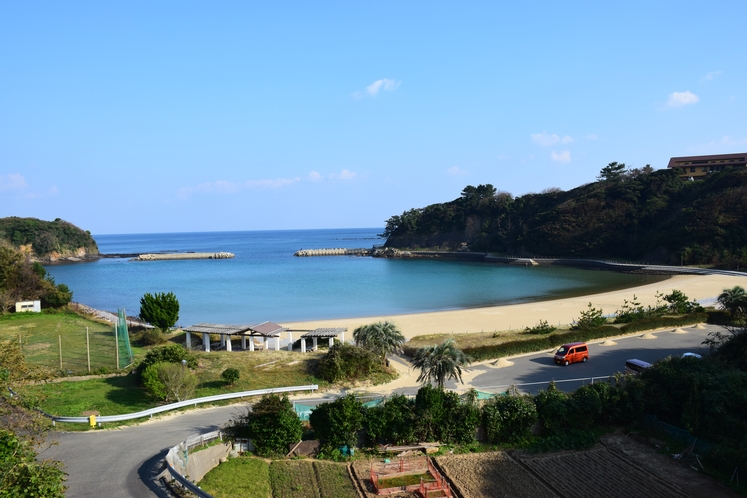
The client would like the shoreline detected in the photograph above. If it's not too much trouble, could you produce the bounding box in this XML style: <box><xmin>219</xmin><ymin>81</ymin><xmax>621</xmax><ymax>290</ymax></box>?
<box><xmin>284</xmin><ymin>273</ymin><xmax>747</xmax><ymax>341</ymax></box>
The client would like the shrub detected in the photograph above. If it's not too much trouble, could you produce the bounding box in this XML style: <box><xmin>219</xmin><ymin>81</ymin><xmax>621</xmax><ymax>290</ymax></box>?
<box><xmin>571</xmin><ymin>302</ymin><xmax>607</xmax><ymax>329</ymax></box>
<box><xmin>524</xmin><ymin>320</ymin><xmax>556</xmax><ymax>335</ymax></box>
<box><xmin>534</xmin><ymin>382</ymin><xmax>570</xmax><ymax>435</ymax></box>
<box><xmin>412</xmin><ymin>385</ymin><xmax>480</xmax><ymax>444</ymax></box>
<box><xmin>140</xmin><ymin>328</ymin><xmax>167</xmax><ymax>346</ymax></box>
<box><xmin>139</xmin><ymin>344</ymin><xmax>197</xmax><ymax>374</ymax></box>
<box><xmin>483</xmin><ymin>394</ymin><xmax>538</xmax><ymax>443</ymax></box>
<box><xmin>241</xmin><ymin>394</ymin><xmax>302</xmax><ymax>457</ymax></box>
<box><xmin>221</xmin><ymin>367</ymin><xmax>240</xmax><ymax>385</ymax></box>
<box><xmin>142</xmin><ymin>362</ymin><xmax>197</xmax><ymax>402</ymax></box>
<box><xmin>139</xmin><ymin>291</ymin><xmax>180</xmax><ymax>332</ymax></box>
<box><xmin>618</xmin><ymin>312</ymin><xmax>708</xmax><ymax>333</ymax></box>
<box><xmin>315</xmin><ymin>343</ymin><xmax>382</xmax><ymax>383</ymax></box>
<box><xmin>365</xmin><ymin>394</ymin><xmax>415</xmax><ymax>446</ymax></box>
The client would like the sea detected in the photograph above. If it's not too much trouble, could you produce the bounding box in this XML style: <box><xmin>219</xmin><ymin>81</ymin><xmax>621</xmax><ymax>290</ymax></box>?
<box><xmin>44</xmin><ymin>228</ymin><xmax>663</xmax><ymax>327</ymax></box>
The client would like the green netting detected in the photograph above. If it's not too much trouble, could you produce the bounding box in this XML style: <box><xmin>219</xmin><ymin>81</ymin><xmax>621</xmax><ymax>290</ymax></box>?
<box><xmin>115</xmin><ymin>308</ymin><xmax>134</xmax><ymax>369</ymax></box>
<box><xmin>642</xmin><ymin>415</ymin><xmax>714</xmax><ymax>455</ymax></box>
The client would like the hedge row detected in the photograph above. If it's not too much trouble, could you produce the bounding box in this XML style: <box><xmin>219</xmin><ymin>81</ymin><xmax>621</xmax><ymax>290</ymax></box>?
<box><xmin>618</xmin><ymin>313</ymin><xmax>709</xmax><ymax>333</ymax></box>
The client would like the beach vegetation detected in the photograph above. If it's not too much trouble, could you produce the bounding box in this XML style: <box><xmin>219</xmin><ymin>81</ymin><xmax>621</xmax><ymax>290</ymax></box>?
<box><xmin>571</xmin><ymin>302</ymin><xmax>607</xmax><ymax>330</ymax></box>
<box><xmin>352</xmin><ymin>320</ymin><xmax>405</xmax><ymax>365</ymax></box>
<box><xmin>315</xmin><ymin>343</ymin><xmax>393</xmax><ymax>384</ymax></box>
<box><xmin>717</xmin><ymin>285</ymin><xmax>747</xmax><ymax>325</ymax></box>
<box><xmin>234</xmin><ymin>394</ymin><xmax>302</xmax><ymax>457</ymax></box>
<box><xmin>138</xmin><ymin>291</ymin><xmax>179</xmax><ymax>333</ymax></box>
<box><xmin>523</xmin><ymin>319</ymin><xmax>556</xmax><ymax>335</ymax></box>
<box><xmin>412</xmin><ymin>338</ymin><xmax>471</xmax><ymax>389</ymax></box>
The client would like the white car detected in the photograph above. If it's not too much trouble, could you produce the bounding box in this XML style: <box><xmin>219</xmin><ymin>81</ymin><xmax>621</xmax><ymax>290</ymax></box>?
<box><xmin>682</xmin><ymin>352</ymin><xmax>702</xmax><ymax>359</ymax></box>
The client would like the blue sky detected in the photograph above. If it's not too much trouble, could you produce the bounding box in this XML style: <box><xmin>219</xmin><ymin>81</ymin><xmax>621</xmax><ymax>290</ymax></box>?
<box><xmin>2</xmin><ymin>1</ymin><xmax>746</xmax><ymax>234</ymax></box>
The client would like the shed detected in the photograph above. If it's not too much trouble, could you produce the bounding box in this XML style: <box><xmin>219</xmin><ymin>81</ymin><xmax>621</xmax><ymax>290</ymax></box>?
<box><xmin>15</xmin><ymin>300</ymin><xmax>41</xmax><ymax>313</ymax></box>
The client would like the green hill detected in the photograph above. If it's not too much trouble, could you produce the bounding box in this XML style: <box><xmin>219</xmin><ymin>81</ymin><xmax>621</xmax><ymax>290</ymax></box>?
<box><xmin>0</xmin><ymin>217</ymin><xmax>99</xmax><ymax>262</ymax></box>
<box><xmin>382</xmin><ymin>166</ymin><xmax>747</xmax><ymax>269</ymax></box>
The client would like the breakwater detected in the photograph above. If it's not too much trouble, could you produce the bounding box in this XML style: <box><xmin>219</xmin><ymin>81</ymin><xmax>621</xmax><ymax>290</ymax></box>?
<box><xmin>294</xmin><ymin>248</ymin><xmax>373</xmax><ymax>257</ymax></box>
<box><xmin>133</xmin><ymin>252</ymin><xmax>234</xmax><ymax>261</ymax></box>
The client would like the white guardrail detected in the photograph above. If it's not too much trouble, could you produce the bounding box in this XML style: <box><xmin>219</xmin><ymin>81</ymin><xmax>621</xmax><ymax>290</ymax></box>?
<box><xmin>48</xmin><ymin>385</ymin><xmax>318</xmax><ymax>424</ymax></box>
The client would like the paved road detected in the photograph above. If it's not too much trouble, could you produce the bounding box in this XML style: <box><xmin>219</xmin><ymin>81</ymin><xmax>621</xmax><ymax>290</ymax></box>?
<box><xmin>46</xmin><ymin>324</ymin><xmax>720</xmax><ymax>498</ymax></box>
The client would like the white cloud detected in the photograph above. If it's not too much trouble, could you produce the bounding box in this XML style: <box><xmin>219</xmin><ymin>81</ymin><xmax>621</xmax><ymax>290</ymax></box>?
<box><xmin>0</xmin><ymin>173</ymin><xmax>27</xmax><ymax>191</ymax></box>
<box><xmin>551</xmin><ymin>150</ymin><xmax>572</xmax><ymax>163</ymax></box>
<box><xmin>667</xmin><ymin>91</ymin><xmax>699</xmax><ymax>108</ymax></box>
<box><xmin>585</xmin><ymin>134</ymin><xmax>598</xmax><ymax>140</ymax></box>
<box><xmin>531</xmin><ymin>131</ymin><xmax>573</xmax><ymax>147</ymax></box>
<box><xmin>329</xmin><ymin>169</ymin><xmax>357</xmax><ymax>180</ymax></box>
<box><xmin>446</xmin><ymin>166</ymin><xmax>468</xmax><ymax>176</ymax></box>
<box><xmin>701</xmin><ymin>71</ymin><xmax>722</xmax><ymax>82</ymax></box>
<box><xmin>352</xmin><ymin>78</ymin><xmax>401</xmax><ymax>98</ymax></box>
<box><xmin>307</xmin><ymin>171</ymin><xmax>322</xmax><ymax>182</ymax></box>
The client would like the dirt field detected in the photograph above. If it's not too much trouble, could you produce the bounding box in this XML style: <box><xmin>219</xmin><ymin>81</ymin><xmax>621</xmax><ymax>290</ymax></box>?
<box><xmin>435</xmin><ymin>451</ymin><xmax>555</xmax><ymax>498</ymax></box>
<box><xmin>432</xmin><ymin>434</ymin><xmax>740</xmax><ymax>498</ymax></box>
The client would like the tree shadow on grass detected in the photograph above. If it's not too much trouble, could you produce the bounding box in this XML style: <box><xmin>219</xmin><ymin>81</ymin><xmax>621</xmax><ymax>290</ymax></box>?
<box><xmin>103</xmin><ymin>375</ymin><xmax>153</xmax><ymax>408</ymax></box>
<box><xmin>198</xmin><ymin>380</ymin><xmax>227</xmax><ymax>391</ymax></box>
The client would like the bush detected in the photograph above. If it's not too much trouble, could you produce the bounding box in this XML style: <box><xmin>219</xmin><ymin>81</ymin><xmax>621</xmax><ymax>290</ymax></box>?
<box><xmin>240</xmin><ymin>394</ymin><xmax>302</xmax><ymax>457</ymax></box>
<box><xmin>140</xmin><ymin>328</ymin><xmax>167</xmax><ymax>346</ymax></box>
<box><xmin>139</xmin><ymin>291</ymin><xmax>180</xmax><ymax>332</ymax></box>
<box><xmin>139</xmin><ymin>344</ymin><xmax>197</xmax><ymax>375</ymax></box>
<box><xmin>524</xmin><ymin>320</ymin><xmax>556</xmax><ymax>335</ymax></box>
<box><xmin>534</xmin><ymin>382</ymin><xmax>570</xmax><ymax>435</ymax></box>
<box><xmin>315</xmin><ymin>343</ymin><xmax>382</xmax><ymax>383</ymax></box>
<box><xmin>141</xmin><ymin>362</ymin><xmax>197</xmax><ymax>402</ymax></box>
<box><xmin>412</xmin><ymin>385</ymin><xmax>480</xmax><ymax>444</ymax></box>
<box><xmin>221</xmin><ymin>367</ymin><xmax>240</xmax><ymax>385</ymax></box>
<box><xmin>365</xmin><ymin>394</ymin><xmax>415</xmax><ymax>446</ymax></box>
<box><xmin>618</xmin><ymin>312</ymin><xmax>708</xmax><ymax>333</ymax></box>
<box><xmin>482</xmin><ymin>394</ymin><xmax>538</xmax><ymax>443</ymax></box>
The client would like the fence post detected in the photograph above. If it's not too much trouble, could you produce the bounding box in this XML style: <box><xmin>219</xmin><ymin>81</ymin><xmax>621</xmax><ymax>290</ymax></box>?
<box><xmin>115</xmin><ymin>322</ymin><xmax>119</xmax><ymax>371</ymax></box>
<box><xmin>58</xmin><ymin>335</ymin><xmax>62</xmax><ymax>370</ymax></box>
<box><xmin>86</xmin><ymin>327</ymin><xmax>91</xmax><ymax>374</ymax></box>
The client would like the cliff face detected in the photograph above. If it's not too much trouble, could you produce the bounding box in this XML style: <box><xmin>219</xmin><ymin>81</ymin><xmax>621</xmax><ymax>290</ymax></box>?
<box><xmin>383</xmin><ymin>168</ymin><xmax>747</xmax><ymax>268</ymax></box>
<box><xmin>0</xmin><ymin>217</ymin><xmax>100</xmax><ymax>263</ymax></box>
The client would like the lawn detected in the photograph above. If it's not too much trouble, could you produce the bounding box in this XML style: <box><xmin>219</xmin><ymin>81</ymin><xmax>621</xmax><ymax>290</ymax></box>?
<box><xmin>0</xmin><ymin>311</ymin><xmax>120</xmax><ymax>374</ymax></box>
<box><xmin>199</xmin><ymin>457</ymin><xmax>271</xmax><ymax>498</ymax></box>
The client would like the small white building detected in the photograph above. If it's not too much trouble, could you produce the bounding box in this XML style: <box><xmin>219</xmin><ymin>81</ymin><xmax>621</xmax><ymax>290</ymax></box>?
<box><xmin>15</xmin><ymin>300</ymin><xmax>41</xmax><ymax>313</ymax></box>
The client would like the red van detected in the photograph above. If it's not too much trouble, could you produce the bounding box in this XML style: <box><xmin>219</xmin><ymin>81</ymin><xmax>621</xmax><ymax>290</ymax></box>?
<box><xmin>554</xmin><ymin>342</ymin><xmax>589</xmax><ymax>366</ymax></box>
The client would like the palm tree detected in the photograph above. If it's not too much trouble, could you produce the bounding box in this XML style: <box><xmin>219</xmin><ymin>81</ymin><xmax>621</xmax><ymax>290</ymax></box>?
<box><xmin>717</xmin><ymin>286</ymin><xmax>747</xmax><ymax>323</ymax></box>
<box><xmin>353</xmin><ymin>321</ymin><xmax>405</xmax><ymax>365</ymax></box>
<box><xmin>412</xmin><ymin>338</ymin><xmax>471</xmax><ymax>389</ymax></box>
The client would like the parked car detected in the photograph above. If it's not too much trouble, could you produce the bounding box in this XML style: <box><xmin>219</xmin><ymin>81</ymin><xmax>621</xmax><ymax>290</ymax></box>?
<box><xmin>682</xmin><ymin>352</ymin><xmax>702</xmax><ymax>359</ymax></box>
<box><xmin>554</xmin><ymin>342</ymin><xmax>589</xmax><ymax>366</ymax></box>
<box><xmin>625</xmin><ymin>359</ymin><xmax>652</xmax><ymax>374</ymax></box>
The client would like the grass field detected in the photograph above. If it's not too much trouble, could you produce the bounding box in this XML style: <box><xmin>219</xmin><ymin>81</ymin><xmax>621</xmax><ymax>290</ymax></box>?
<box><xmin>199</xmin><ymin>457</ymin><xmax>272</xmax><ymax>498</ymax></box>
<box><xmin>0</xmin><ymin>312</ymin><xmax>123</xmax><ymax>374</ymax></box>
<box><xmin>200</xmin><ymin>458</ymin><xmax>357</xmax><ymax>498</ymax></box>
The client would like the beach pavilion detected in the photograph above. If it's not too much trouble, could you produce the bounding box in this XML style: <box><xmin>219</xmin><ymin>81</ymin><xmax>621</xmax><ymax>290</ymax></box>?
<box><xmin>289</xmin><ymin>327</ymin><xmax>347</xmax><ymax>353</ymax></box>
<box><xmin>183</xmin><ymin>321</ymin><xmax>287</xmax><ymax>352</ymax></box>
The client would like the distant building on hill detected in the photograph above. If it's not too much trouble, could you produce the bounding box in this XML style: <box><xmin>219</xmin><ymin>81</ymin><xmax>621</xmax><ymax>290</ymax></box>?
<box><xmin>667</xmin><ymin>152</ymin><xmax>747</xmax><ymax>180</ymax></box>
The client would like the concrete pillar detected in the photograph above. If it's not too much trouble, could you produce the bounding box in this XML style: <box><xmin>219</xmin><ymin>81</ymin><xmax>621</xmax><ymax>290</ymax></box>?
<box><xmin>249</xmin><ymin>337</ymin><xmax>255</xmax><ymax>352</ymax></box>
<box><xmin>241</xmin><ymin>336</ymin><xmax>246</xmax><ymax>350</ymax></box>
<box><xmin>221</xmin><ymin>335</ymin><xmax>226</xmax><ymax>347</ymax></box>
<box><xmin>264</xmin><ymin>338</ymin><xmax>269</xmax><ymax>351</ymax></box>
<box><xmin>341</xmin><ymin>332</ymin><xmax>345</xmax><ymax>344</ymax></box>
<box><xmin>313</xmin><ymin>337</ymin><xmax>318</xmax><ymax>351</ymax></box>
<box><xmin>275</xmin><ymin>336</ymin><xmax>280</xmax><ymax>351</ymax></box>
<box><xmin>185</xmin><ymin>331</ymin><xmax>191</xmax><ymax>350</ymax></box>
<box><xmin>226</xmin><ymin>337</ymin><xmax>232</xmax><ymax>352</ymax></box>
<box><xmin>301</xmin><ymin>338</ymin><xmax>307</xmax><ymax>353</ymax></box>
<box><xmin>203</xmin><ymin>333</ymin><xmax>210</xmax><ymax>352</ymax></box>
<box><xmin>329</xmin><ymin>337</ymin><xmax>334</xmax><ymax>347</ymax></box>
<box><xmin>288</xmin><ymin>331</ymin><xmax>293</xmax><ymax>351</ymax></box>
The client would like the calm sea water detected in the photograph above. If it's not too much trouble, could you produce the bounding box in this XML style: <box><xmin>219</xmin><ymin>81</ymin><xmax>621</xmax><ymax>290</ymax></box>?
<box><xmin>44</xmin><ymin>228</ymin><xmax>662</xmax><ymax>326</ymax></box>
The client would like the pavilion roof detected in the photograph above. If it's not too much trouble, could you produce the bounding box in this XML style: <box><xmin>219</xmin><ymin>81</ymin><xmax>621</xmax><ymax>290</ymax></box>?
<box><xmin>183</xmin><ymin>321</ymin><xmax>286</xmax><ymax>337</ymax></box>
<box><xmin>299</xmin><ymin>327</ymin><xmax>347</xmax><ymax>338</ymax></box>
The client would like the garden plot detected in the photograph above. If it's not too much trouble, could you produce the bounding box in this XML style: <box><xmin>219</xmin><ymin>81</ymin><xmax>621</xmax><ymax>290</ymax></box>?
<box><xmin>435</xmin><ymin>452</ymin><xmax>555</xmax><ymax>498</ymax></box>
<box><xmin>269</xmin><ymin>460</ymin><xmax>358</xmax><ymax>498</ymax></box>
<box><xmin>517</xmin><ymin>447</ymin><xmax>683</xmax><ymax>498</ymax></box>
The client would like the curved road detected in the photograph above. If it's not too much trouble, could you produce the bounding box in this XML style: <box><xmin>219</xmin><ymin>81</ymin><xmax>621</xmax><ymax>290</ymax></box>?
<box><xmin>46</xmin><ymin>324</ymin><xmax>719</xmax><ymax>497</ymax></box>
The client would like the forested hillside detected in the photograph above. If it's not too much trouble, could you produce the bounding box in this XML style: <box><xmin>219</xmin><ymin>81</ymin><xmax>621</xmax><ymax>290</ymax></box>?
<box><xmin>0</xmin><ymin>217</ymin><xmax>99</xmax><ymax>261</ymax></box>
<box><xmin>382</xmin><ymin>165</ymin><xmax>747</xmax><ymax>268</ymax></box>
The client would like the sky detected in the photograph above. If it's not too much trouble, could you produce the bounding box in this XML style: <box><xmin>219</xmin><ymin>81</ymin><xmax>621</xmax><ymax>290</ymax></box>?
<box><xmin>1</xmin><ymin>1</ymin><xmax>746</xmax><ymax>234</ymax></box>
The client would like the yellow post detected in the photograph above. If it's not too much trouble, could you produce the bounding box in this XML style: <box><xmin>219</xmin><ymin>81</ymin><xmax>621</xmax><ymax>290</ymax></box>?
<box><xmin>89</xmin><ymin>415</ymin><xmax>96</xmax><ymax>427</ymax></box>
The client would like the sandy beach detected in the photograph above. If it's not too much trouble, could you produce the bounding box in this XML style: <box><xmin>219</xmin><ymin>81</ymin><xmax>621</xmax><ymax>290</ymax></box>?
<box><xmin>284</xmin><ymin>274</ymin><xmax>747</xmax><ymax>340</ymax></box>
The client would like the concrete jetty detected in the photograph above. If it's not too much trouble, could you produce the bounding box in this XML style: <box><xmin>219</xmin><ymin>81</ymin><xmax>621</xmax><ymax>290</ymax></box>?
<box><xmin>133</xmin><ymin>252</ymin><xmax>234</xmax><ymax>261</ymax></box>
<box><xmin>294</xmin><ymin>248</ymin><xmax>372</xmax><ymax>257</ymax></box>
